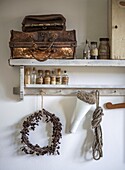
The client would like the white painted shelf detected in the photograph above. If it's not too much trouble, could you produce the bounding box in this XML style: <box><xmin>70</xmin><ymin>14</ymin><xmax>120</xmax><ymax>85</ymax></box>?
<box><xmin>9</xmin><ymin>59</ymin><xmax>125</xmax><ymax>67</ymax></box>
<box><xmin>8</xmin><ymin>59</ymin><xmax>125</xmax><ymax>100</ymax></box>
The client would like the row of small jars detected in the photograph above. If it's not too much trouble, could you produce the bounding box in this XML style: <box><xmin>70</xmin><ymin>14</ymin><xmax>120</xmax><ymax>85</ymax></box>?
<box><xmin>24</xmin><ymin>67</ymin><xmax>69</xmax><ymax>85</ymax></box>
<box><xmin>83</xmin><ymin>38</ymin><xmax>110</xmax><ymax>60</ymax></box>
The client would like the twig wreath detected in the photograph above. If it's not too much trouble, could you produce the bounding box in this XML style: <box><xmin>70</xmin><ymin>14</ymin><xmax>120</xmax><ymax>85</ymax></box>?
<box><xmin>20</xmin><ymin>109</ymin><xmax>62</xmax><ymax>156</ymax></box>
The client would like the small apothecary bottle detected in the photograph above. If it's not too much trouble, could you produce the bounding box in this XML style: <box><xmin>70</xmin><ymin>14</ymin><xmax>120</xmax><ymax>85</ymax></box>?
<box><xmin>98</xmin><ymin>38</ymin><xmax>110</xmax><ymax>59</ymax></box>
<box><xmin>51</xmin><ymin>70</ymin><xmax>56</xmax><ymax>85</ymax></box>
<box><xmin>24</xmin><ymin>67</ymin><xmax>31</xmax><ymax>85</ymax></box>
<box><xmin>56</xmin><ymin>68</ymin><xmax>62</xmax><ymax>85</ymax></box>
<box><xmin>83</xmin><ymin>40</ymin><xmax>91</xmax><ymax>59</ymax></box>
<box><xmin>31</xmin><ymin>67</ymin><xmax>37</xmax><ymax>84</ymax></box>
<box><xmin>44</xmin><ymin>70</ymin><xmax>51</xmax><ymax>84</ymax></box>
<box><xmin>62</xmin><ymin>70</ymin><xmax>69</xmax><ymax>85</ymax></box>
<box><xmin>36</xmin><ymin>70</ymin><xmax>43</xmax><ymax>84</ymax></box>
<box><xmin>90</xmin><ymin>42</ymin><xmax>98</xmax><ymax>59</ymax></box>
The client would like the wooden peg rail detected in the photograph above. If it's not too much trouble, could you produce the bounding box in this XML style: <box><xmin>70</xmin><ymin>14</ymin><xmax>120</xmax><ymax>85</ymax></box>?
<box><xmin>105</xmin><ymin>102</ymin><xmax>125</xmax><ymax>109</ymax></box>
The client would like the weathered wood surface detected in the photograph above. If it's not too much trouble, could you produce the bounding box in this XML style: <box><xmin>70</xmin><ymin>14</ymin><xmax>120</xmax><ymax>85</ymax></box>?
<box><xmin>9</xmin><ymin>59</ymin><xmax>125</xmax><ymax>67</ymax></box>
<box><xmin>111</xmin><ymin>0</ymin><xmax>125</xmax><ymax>59</ymax></box>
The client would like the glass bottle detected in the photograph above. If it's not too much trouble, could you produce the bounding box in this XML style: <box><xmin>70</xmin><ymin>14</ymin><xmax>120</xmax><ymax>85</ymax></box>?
<box><xmin>90</xmin><ymin>42</ymin><xmax>98</xmax><ymax>59</ymax></box>
<box><xmin>51</xmin><ymin>70</ymin><xmax>56</xmax><ymax>85</ymax></box>
<box><xmin>44</xmin><ymin>70</ymin><xmax>51</xmax><ymax>84</ymax></box>
<box><xmin>98</xmin><ymin>38</ymin><xmax>110</xmax><ymax>60</ymax></box>
<box><xmin>62</xmin><ymin>70</ymin><xmax>69</xmax><ymax>85</ymax></box>
<box><xmin>36</xmin><ymin>70</ymin><xmax>43</xmax><ymax>84</ymax></box>
<box><xmin>24</xmin><ymin>67</ymin><xmax>31</xmax><ymax>85</ymax></box>
<box><xmin>56</xmin><ymin>68</ymin><xmax>62</xmax><ymax>85</ymax></box>
<box><xmin>31</xmin><ymin>67</ymin><xmax>37</xmax><ymax>84</ymax></box>
<box><xmin>83</xmin><ymin>40</ymin><xmax>91</xmax><ymax>59</ymax></box>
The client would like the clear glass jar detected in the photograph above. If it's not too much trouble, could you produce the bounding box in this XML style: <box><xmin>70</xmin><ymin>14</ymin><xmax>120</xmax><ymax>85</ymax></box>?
<box><xmin>62</xmin><ymin>70</ymin><xmax>69</xmax><ymax>85</ymax></box>
<box><xmin>31</xmin><ymin>67</ymin><xmax>37</xmax><ymax>84</ymax></box>
<box><xmin>98</xmin><ymin>38</ymin><xmax>110</xmax><ymax>59</ymax></box>
<box><xmin>90</xmin><ymin>42</ymin><xmax>98</xmax><ymax>59</ymax></box>
<box><xmin>83</xmin><ymin>40</ymin><xmax>91</xmax><ymax>59</ymax></box>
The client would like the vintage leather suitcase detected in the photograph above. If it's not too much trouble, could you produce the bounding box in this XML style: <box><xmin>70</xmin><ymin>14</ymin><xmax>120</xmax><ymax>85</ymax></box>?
<box><xmin>9</xmin><ymin>30</ymin><xmax>77</xmax><ymax>61</ymax></box>
<box><xmin>22</xmin><ymin>14</ymin><xmax>66</xmax><ymax>32</ymax></box>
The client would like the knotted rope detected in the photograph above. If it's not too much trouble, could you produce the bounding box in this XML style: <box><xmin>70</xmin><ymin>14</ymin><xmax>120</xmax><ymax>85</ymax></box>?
<box><xmin>77</xmin><ymin>91</ymin><xmax>96</xmax><ymax>104</ymax></box>
<box><xmin>91</xmin><ymin>90</ymin><xmax>104</xmax><ymax>160</ymax></box>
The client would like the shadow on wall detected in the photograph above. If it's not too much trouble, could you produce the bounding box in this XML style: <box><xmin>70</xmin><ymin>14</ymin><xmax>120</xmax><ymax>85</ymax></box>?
<box><xmin>60</xmin><ymin>97</ymin><xmax>94</xmax><ymax>161</ymax></box>
<box><xmin>2</xmin><ymin>97</ymin><xmax>95</xmax><ymax>160</ymax></box>
<box><xmin>5</xmin><ymin>112</ymin><xmax>58</xmax><ymax>157</ymax></box>
<box><xmin>2</xmin><ymin>115</ymin><xmax>29</xmax><ymax>157</ymax></box>
<box><xmin>81</xmin><ymin>110</ymin><xmax>94</xmax><ymax>161</ymax></box>
<box><xmin>0</xmin><ymin>16</ymin><xmax>23</xmax><ymax>102</ymax></box>
<box><xmin>59</xmin><ymin>97</ymin><xmax>76</xmax><ymax>134</ymax></box>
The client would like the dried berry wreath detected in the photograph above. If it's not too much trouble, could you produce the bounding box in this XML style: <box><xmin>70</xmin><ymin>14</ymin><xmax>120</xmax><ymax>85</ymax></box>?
<box><xmin>20</xmin><ymin>109</ymin><xmax>62</xmax><ymax>156</ymax></box>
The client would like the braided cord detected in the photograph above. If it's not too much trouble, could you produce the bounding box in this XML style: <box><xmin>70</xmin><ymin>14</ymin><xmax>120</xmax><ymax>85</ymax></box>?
<box><xmin>91</xmin><ymin>91</ymin><xmax>104</xmax><ymax>160</ymax></box>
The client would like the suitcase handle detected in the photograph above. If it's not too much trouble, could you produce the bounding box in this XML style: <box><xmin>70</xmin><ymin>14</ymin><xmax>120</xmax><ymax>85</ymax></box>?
<box><xmin>30</xmin><ymin>34</ymin><xmax>58</xmax><ymax>61</ymax></box>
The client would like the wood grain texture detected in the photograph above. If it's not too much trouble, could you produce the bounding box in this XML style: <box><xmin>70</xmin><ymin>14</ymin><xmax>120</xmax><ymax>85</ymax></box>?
<box><xmin>105</xmin><ymin>102</ymin><xmax>125</xmax><ymax>109</ymax></box>
<box><xmin>111</xmin><ymin>0</ymin><xmax>125</xmax><ymax>59</ymax></box>
<box><xmin>119</xmin><ymin>1</ymin><xmax>125</xmax><ymax>6</ymax></box>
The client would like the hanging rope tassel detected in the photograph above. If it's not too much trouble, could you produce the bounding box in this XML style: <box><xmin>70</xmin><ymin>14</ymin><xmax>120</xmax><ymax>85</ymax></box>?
<box><xmin>91</xmin><ymin>90</ymin><xmax>104</xmax><ymax>160</ymax></box>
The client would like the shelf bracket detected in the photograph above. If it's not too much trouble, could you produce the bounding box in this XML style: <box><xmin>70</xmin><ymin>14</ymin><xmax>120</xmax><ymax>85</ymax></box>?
<box><xmin>19</xmin><ymin>66</ymin><xmax>24</xmax><ymax>100</ymax></box>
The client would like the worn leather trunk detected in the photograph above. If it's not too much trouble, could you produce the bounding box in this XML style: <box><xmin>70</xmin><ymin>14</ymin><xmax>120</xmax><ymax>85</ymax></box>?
<box><xmin>9</xmin><ymin>30</ymin><xmax>77</xmax><ymax>61</ymax></box>
<box><xmin>22</xmin><ymin>14</ymin><xmax>66</xmax><ymax>32</ymax></box>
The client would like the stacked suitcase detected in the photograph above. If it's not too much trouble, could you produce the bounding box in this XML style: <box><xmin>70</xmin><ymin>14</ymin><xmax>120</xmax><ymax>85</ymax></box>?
<box><xmin>9</xmin><ymin>14</ymin><xmax>77</xmax><ymax>61</ymax></box>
